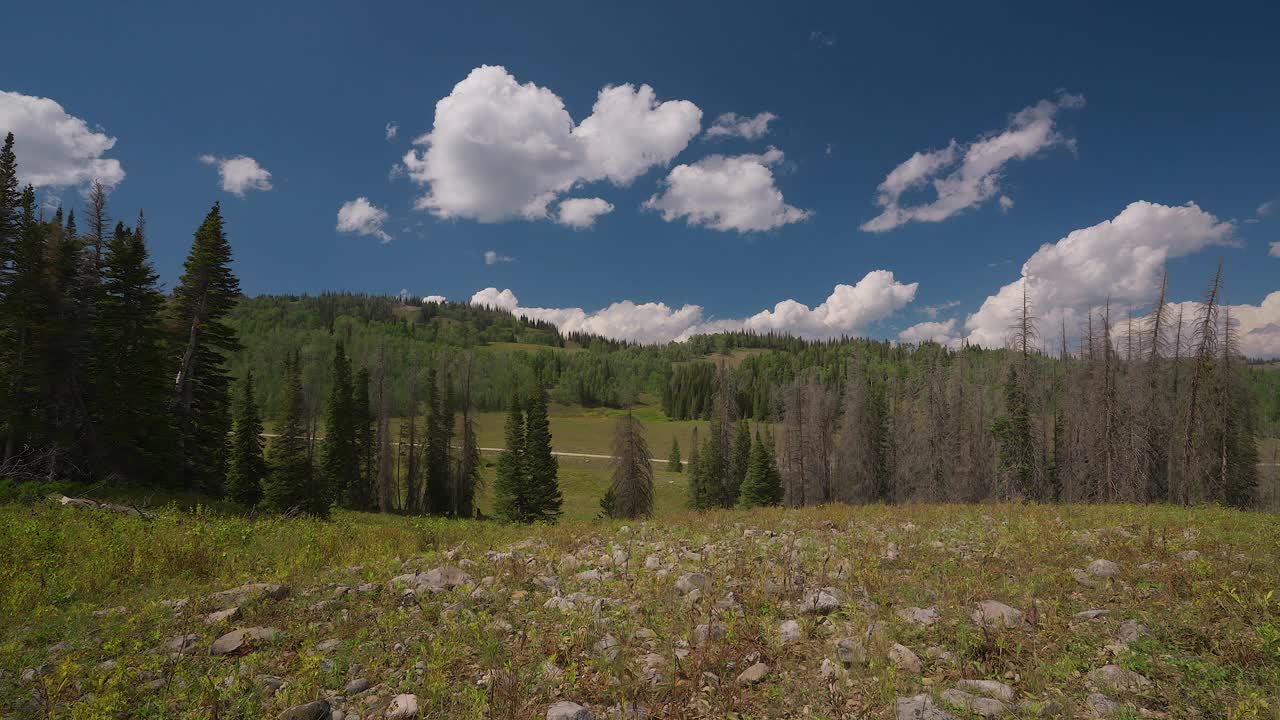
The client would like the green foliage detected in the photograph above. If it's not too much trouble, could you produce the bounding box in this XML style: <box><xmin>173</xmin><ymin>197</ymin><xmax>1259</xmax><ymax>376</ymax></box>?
<box><xmin>522</xmin><ymin>386</ymin><xmax>562</xmax><ymax>523</ymax></box>
<box><xmin>226</xmin><ymin>371</ymin><xmax>268</xmax><ymax>507</ymax></box>
<box><xmin>321</xmin><ymin>342</ymin><xmax>360</xmax><ymax>508</ymax></box>
<box><xmin>738</xmin><ymin>431</ymin><xmax>783</xmax><ymax>508</ymax></box>
<box><xmin>172</xmin><ymin>203</ymin><xmax>242</xmax><ymax>494</ymax></box>
<box><xmin>668</xmin><ymin>436</ymin><xmax>682</xmax><ymax>472</ymax></box>
<box><xmin>492</xmin><ymin>396</ymin><xmax>526</xmax><ymax>523</ymax></box>
<box><xmin>262</xmin><ymin>351</ymin><xmax>325</xmax><ymax>516</ymax></box>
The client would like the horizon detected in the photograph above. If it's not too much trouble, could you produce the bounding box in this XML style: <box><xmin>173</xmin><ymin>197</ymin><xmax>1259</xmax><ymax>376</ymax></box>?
<box><xmin>3</xmin><ymin>0</ymin><xmax>1278</xmax><ymax>356</ymax></box>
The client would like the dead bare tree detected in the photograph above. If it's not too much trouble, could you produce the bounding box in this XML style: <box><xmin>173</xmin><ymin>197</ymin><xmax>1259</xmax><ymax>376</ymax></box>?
<box><xmin>606</xmin><ymin>411</ymin><xmax>655</xmax><ymax>519</ymax></box>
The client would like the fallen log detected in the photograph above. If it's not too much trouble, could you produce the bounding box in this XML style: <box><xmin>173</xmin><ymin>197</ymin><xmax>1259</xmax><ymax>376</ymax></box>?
<box><xmin>54</xmin><ymin>495</ymin><xmax>151</xmax><ymax>519</ymax></box>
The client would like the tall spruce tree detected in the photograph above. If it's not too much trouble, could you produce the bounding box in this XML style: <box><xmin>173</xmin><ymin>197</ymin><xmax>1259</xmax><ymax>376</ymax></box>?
<box><xmin>493</xmin><ymin>394</ymin><xmax>526</xmax><ymax>522</ymax></box>
<box><xmin>738</xmin><ymin>431</ymin><xmax>783</xmax><ymax>508</ymax></box>
<box><xmin>172</xmin><ymin>204</ymin><xmax>241</xmax><ymax>493</ymax></box>
<box><xmin>226</xmin><ymin>371</ymin><xmax>268</xmax><ymax>506</ymax></box>
<box><xmin>424</xmin><ymin>368</ymin><xmax>451</xmax><ymax>514</ymax></box>
<box><xmin>668</xmin><ymin>436</ymin><xmax>682</xmax><ymax>473</ymax></box>
<box><xmin>263</xmin><ymin>351</ymin><xmax>324</xmax><ymax>516</ymax></box>
<box><xmin>322</xmin><ymin>342</ymin><xmax>359</xmax><ymax>507</ymax></box>
<box><xmin>2</xmin><ymin>185</ymin><xmax>53</xmax><ymax>467</ymax></box>
<box><xmin>727</xmin><ymin>419</ymin><xmax>751</xmax><ymax>505</ymax></box>
<box><xmin>93</xmin><ymin>220</ymin><xmax>172</xmax><ymax>482</ymax></box>
<box><xmin>347</xmin><ymin>366</ymin><xmax>375</xmax><ymax>510</ymax></box>
<box><xmin>522</xmin><ymin>385</ymin><xmax>562</xmax><ymax>523</ymax></box>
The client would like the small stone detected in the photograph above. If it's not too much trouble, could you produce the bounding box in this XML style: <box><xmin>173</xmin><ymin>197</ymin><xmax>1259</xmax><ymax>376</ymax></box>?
<box><xmin>800</xmin><ymin>586</ymin><xmax>845</xmax><ymax>614</ymax></box>
<box><xmin>954</xmin><ymin>679</ymin><xmax>1016</xmax><ymax>702</ymax></box>
<box><xmin>736</xmin><ymin>662</ymin><xmax>770</xmax><ymax>685</ymax></box>
<box><xmin>674</xmin><ymin>572</ymin><xmax>707</xmax><ymax>595</ymax></box>
<box><xmin>897</xmin><ymin>606</ymin><xmax>941</xmax><ymax>626</ymax></box>
<box><xmin>593</xmin><ymin>634</ymin><xmax>619</xmax><ymax>661</ymax></box>
<box><xmin>315</xmin><ymin>638</ymin><xmax>341</xmax><ymax>653</ymax></box>
<box><xmin>1017</xmin><ymin>699</ymin><xmax>1064</xmax><ymax>717</ymax></box>
<box><xmin>204</xmin><ymin>607</ymin><xmax>242</xmax><ymax>625</ymax></box>
<box><xmin>895</xmin><ymin>694</ymin><xmax>959</xmax><ymax>720</ymax></box>
<box><xmin>575</xmin><ymin>569</ymin><xmax>602</xmax><ymax>583</ymax></box>
<box><xmin>889</xmin><ymin>643</ymin><xmax>923</xmax><ymax>675</ymax></box>
<box><xmin>1086</xmin><ymin>693</ymin><xmax>1121</xmax><ymax>716</ymax></box>
<box><xmin>970</xmin><ymin>601</ymin><xmax>1026</xmax><ymax>628</ymax></box>
<box><xmin>940</xmin><ymin>688</ymin><xmax>1008</xmax><ymax>717</ymax></box>
<box><xmin>1177</xmin><ymin>550</ymin><xmax>1200</xmax><ymax>562</ymax></box>
<box><xmin>1113</xmin><ymin>619</ymin><xmax>1150</xmax><ymax>645</ymax></box>
<box><xmin>546</xmin><ymin>701</ymin><xmax>594</xmax><ymax>720</ymax></box>
<box><xmin>279</xmin><ymin>700</ymin><xmax>331</xmax><ymax>720</ymax></box>
<box><xmin>165</xmin><ymin>633</ymin><xmax>201</xmax><ymax>656</ymax></box>
<box><xmin>1087</xmin><ymin>559</ymin><xmax>1121</xmax><ymax>578</ymax></box>
<box><xmin>385</xmin><ymin>693</ymin><xmax>419</xmax><ymax>719</ymax></box>
<box><xmin>208</xmin><ymin>583</ymin><xmax>288</xmax><ymax>610</ymax></box>
<box><xmin>1076</xmin><ymin>609</ymin><xmax>1111</xmax><ymax>619</ymax></box>
<box><xmin>211</xmin><ymin>627</ymin><xmax>278</xmax><ymax>656</ymax></box>
<box><xmin>344</xmin><ymin>678</ymin><xmax>370</xmax><ymax>695</ymax></box>
<box><xmin>93</xmin><ymin>605</ymin><xmax>127</xmax><ymax>618</ymax></box>
<box><xmin>779</xmin><ymin>620</ymin><xmax>801</xmax><ymax>646</ymax></box>
<box><xmin>1086</xmin><ymin>665</ymin><xmax>1151</xmax><ymax>692</ymax></box>
<box><xmin>836</xmin><ymin>637</ymin><xmax>868</xmax><ymax>666</ymax></box>
<box><xmin>1074</xmin><ymin>569</ymin><xmax>1102</xmax><ymax>587</ymax></box>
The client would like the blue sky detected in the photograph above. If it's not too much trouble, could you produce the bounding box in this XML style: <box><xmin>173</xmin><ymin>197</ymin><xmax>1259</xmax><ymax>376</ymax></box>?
<box><xmin>5</xmin><ymin>1</ymin><xmax>1279</xmax><ymax>354</ymax></box>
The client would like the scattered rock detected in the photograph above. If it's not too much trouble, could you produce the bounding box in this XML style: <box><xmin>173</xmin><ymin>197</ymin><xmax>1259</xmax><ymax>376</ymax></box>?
<box><xmin>674</xmin><ymin>572</ymin><xmax>707</xmax><ymax>595</ymax></box>
<box><xmin>315</xmin><ymin>638</ymin><xmax>341</xmax><ymax>653</ymax></box>
<box><xmin>593</xmin><ymin>634</ymin><xmax>619</xmax><ymax>661</ymax></box>
<box><xmin>93</xmin><ymin>605</ymin><xmax>127</xmax><ymax>618</ymax></box>
<box><xmin>888</xmin><ymin>643</ymin><xmax>923</xmax><ymax>675</ymax></box>
<box><xmin>897</xmin><ymin>606</ymin><xmax>941</xmax><ymax>626</ymax></box>
<box><xmin>385</xmin><ymin>693</ymin><xmax>419</xmax><ymax>719</ymax></box>
<box><xmin>547</xmin><ymin>701</ymin><xmax>594</xmax><ymax>720</ymax></box>
<box><xmin>800</xmin><ymin>586</ymin><xmax>845</xmax><ymax>614</ymax></box>
<box><xmin>836</xmin><ymin>637</ymin><xmax>868</xmax><ymax>666</ymax></box>
<box><xmin>344</xmin><ymin>678</ymin><xmax>370</xmax><ymax>695</ymax></box>
<box><xmin>970</xmin><ymin>601</ymin><xmax>1026</xmax><ymax>628</ymax></box>
<box><xmin>1086</xmin><ymin>665</ymin><xmax>1151</xmax><ymax>692</ymax></box>
<box><xmin>1086</xmin><ymin>693</ymin><xmax>1121</xmax><ymax>717</ymax></box>
<box><xmin>1017</xmin><ymin>699</ymin><xmax>1064</xmax><ymax>717</ymax></box>
<box><xmin>1177</xmin><ymin>550</ymin><xmax>1200</xmax><ymax>562</ymax></box>
<box><xmin>1113</xmin><ymin>619</ymin><xmax>1150</xmax><ymax>645</ymax></box>
<box><xmin>895</xmin><ymin>694</ymin><xmax>959</xmax><ymax>720</ymax></box>
<box><xmin>819</xmin><ymin>657</ymin><xmax>846</xmax><ymax>680</ymax></box>
<box><xmin>736</xmin><ymin>662</ymin><xmax>770</xmax><ymax>685</ymax></box>
<box><xmin>204</xmin><ymin>607</ymin><xmax>241</xmax><ymax>625</ymax></box>
<box><xmin>279</xmin><ymin>700</ymin><xmax>331</xmax><ymax>720</ymax></box>
<box><xmin>1074</xmin><ymin>569</ymin><xmax>1102</xmax><ymax>588</ymax></box>
<box><xmin>1076</xmin><ymin>609</ymin><xmax>1111</xmax><ymax>619</ymax></box>
<box><xmin>165</xmin><ymin>633</ymin><xmax>201</xmax><ymax>656</ymax></box>
<box><xmin>1087</xmin><ymin>559</ymin><xmax>1121</xmax><ymax>578</ymax></box>
<box><xmin>208</xmin><ymin>583</ymin><xmax>288</xmax><ymax>610</ymax></box>
<box><xmin>211</xmin><ymin>627</ymin><xmax>278</xmax><ymax>656</ymax></box>
<box><xmin>940</xmin><ymin>688</ymin><xmax>1008</xmax><ymax>717</ymax></box>
<box><xmin>779</xmin><ymin>620</ymin><xmax>801</xmax><ymax>646</ymax></box>
<box><xmin>954</xmin><ymin>679</ymin><xmax>1016</xmax><ymax>702</ymax></box>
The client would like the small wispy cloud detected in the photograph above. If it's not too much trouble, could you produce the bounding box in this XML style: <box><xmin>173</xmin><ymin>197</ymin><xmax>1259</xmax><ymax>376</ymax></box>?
<box><xmin>484</xmin><ymin>250</ymin><xmax>515</xmax><ymax>266</ymax></box>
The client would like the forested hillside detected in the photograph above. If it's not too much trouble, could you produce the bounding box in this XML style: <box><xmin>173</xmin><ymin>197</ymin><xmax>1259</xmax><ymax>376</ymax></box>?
<box><xmin>2</xmin><ymin>129</ymin><xmax>1278</xmax><ymax>517</ymax></box>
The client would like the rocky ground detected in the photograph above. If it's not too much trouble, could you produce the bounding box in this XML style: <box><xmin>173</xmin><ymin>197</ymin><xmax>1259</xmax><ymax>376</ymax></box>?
<box><xmin>2</xmin><ymin>504</ymin><xmax>1277</xmax><ymax>718</ymax></box>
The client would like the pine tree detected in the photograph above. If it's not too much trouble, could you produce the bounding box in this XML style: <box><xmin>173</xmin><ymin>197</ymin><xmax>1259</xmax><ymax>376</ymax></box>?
<box><xmin>605</xmin><ymin>411</ymin><xmax>654</xmax><ymax>519</ymax></box>
<box><xmin>424</xmin><ymin>368</ymin><xmax>452</xmax><ymax>514</ymax></box>
<box><xmin>493</xmin><ymin>394</ymin><xmax>526</xmax><ymax>523</ymax></box>
<box><xmin>347</xmin><ymin>366</ymin><xmax>375</xmax><ymax>510</ymax></box>
<box><xmin>453</xmin><ymin>353</ymin><xmax>480</xmax><ymax>518</ymax></box>
<box><xmin>727</xmin><ymin>418</ymin><xmax>751</xmax><ymax>505</ymax></box>
<box><xmin>738</xmin><ymin>431</ymin><xmax>783</xmax><ymax>508</ymax></box>
<box><xmin>992</xmin><ymin>364</ymin><xmax>1035</xmax><ymax>499</ymax></box>
<box><xmin>263</xmin><ymin>351</ymin><xmax>323</xmax><ymax>515</ymax></box>
<box><xmin>523</xmin><ymin>385</ymin><xmax>562</xmax><ymax>523</ymax></box>
<box><xmin>93</xmin><ymin>220</ymin><xmax>172</xmax><ymax>482</ymax></box>
<box><xmin>227</xmin><ymin>371</ymin><xmax>268</xmax><ymax>506</ymax></box>
<box><xmin>2</xmin><ymin>185</ymin><xmax>53</xmax><ymax>467</ymax></box>
<box><xmin>172</xmin><ymin>203</ymin><xmax>241</xmax><ymax>493</ymax></box>
<box><xmin>322</xmin><ymin>342</ymin><xmax>359</xmax><ymax>507</ymax></box>
<box><xmin>668</xmin><ymin>436</ymin><xmax>682</xmax><ymax>473</ymax></box>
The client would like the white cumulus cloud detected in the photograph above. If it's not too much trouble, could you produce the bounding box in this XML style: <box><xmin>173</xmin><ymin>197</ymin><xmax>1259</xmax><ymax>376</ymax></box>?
<box><xmin>200</xmin><ymin>154</ymin><xmax>273</xmax><ymax>196</ymax></box>
<box><xmin>705</xmin><ymin>111</ymin><xmax>777</xmax><ymax>140</ymax></box>
<box><xmin>423</xmin><ymin>295</ymin><xmax>447</xmax><ymax>304</ymax></box>
<box><xmin>1269</xmin><ymin>241</ymin><xmax>1279</xmax><ymax>258</ymax></box>
<box><xmin>1159</xmin><ymin>292</ymin><xmax>1280</xmax><ymax>359</ymax></box>
<box><xmin>644</xmin><ymin>146</ymin><xmax>810</xmax><ymax>233</ymax></box>
<box><xmin>862</xmin><ymin>91</ymin><xmax>1084</xmax><ymax>232</ymax></box>
<box><xmin>468</xmin><ymin>270</ymin><xmax>916</xmax><ymax>344</ymax></box>
<box><xmin>403</xmin><ymin>65</ymin><xmax>701</xmax><ymax>224</ymax></box>
<box><xmin>0</xmin><ymin>91</ymin><xmax>125</xmax><ymax>189</ymax></box>
<box><xmin>483</xmin><ymin>250</ymin><xmax>514</xmax><ymax>265</ymax></box>
<box><xmin>557</xmin><ymin>197</ymin><xmax>614</xmax><ymax>228</ymax></box>
<box><xmin>963</xmin><ymin>201</ymin><xmax>1235</xmax><ymax>349</ymax></box>
<box><xmin>336</xmin><ymin>197</ymin><xmax>391</xmax><ymax>242</ymax></box>
<box><xmin>898</xmin><ymin>319</ymin><xmax>961</xmax><ymax>346</ymax></box>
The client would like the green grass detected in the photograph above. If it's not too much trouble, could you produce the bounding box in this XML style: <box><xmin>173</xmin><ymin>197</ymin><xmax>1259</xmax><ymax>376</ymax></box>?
<box><xmin>1</xmin><ymin>501</ymin><xmax>1277</xmax><ymax>719</ymax></box>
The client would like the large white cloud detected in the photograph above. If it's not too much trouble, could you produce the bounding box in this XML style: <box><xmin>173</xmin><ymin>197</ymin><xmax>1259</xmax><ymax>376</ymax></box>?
<box><xmin>862</xmin><ymin>91</ymin><xmax>1084</xmax><ymax>232</ymax></box>
<box><xmin>898</xmin><ymin>319</ymin><xmax>961</xmax><ymax>346</ymax></box>
<box><xmin>1157</xmin><ymin>293</ymin><xmax>1280</xmax><ymax>359</ymax></box>
<box><xmin>0</xmin><ymin>91</ymin><xmax>125</xmax><ymax>189</ymax></box>
<box><xmin>402</xmin><ymin>65</ymin><xmax>701</xmax><ymax>224</ymax></box>
<box><xmin>705</xmin><ymin>111</ymin><xmax>777</xmax><ymax>140</ymax></box>
<box><xmin>644</xmin><ymin>147</ymin><xmax>810</xmax><ymax>232</ymax></box>
<box><xmin>964</xmin><ymin>201</ymin><xmax>1235</xmax><ymax>349</ymax></box>
<box><xmin>468</xmin><ymin>270</ymin><xmax>916</xmax><ymax>344</ymax></box>
<box><xmin>336</xmin><ymin>197</ymin><xmax>391</xmax><ymax>242</ymax></box>
<box><xmin>556</xmin><ymin>197</ymin><xmax>614</xmax><ymax>228</ymax></box>
<box><xmin>199</xmin><ymin>154</ymin><xmax>272</xmax><ymax>196</ymax></box>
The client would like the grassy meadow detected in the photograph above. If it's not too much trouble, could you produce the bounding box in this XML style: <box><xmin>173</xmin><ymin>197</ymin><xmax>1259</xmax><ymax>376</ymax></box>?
<box><xmin>1</xmin><ymin>497</ymin><xmax>1278</xmax><ymax>719</ymax></box>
